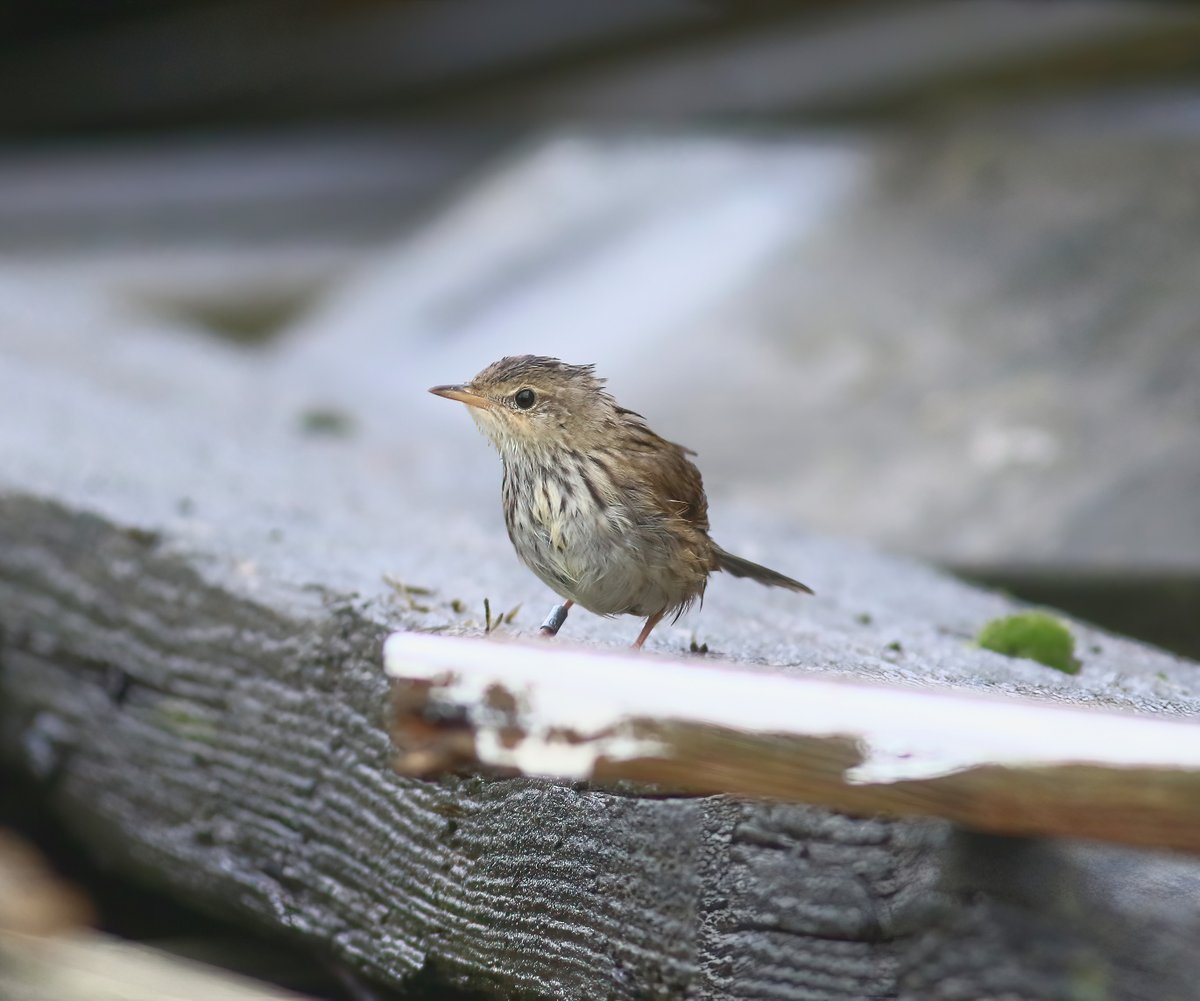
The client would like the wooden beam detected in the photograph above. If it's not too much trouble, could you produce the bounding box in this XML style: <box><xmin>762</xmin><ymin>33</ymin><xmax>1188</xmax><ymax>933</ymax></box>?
<box><xmin>386</xmin><ymin>633</ymin><xmax>1200</xmax><ymax>854</ymax></box>
<box><xmin>6</xmin><ymin>130</ymin><xmax>1200</xmax><ymax>999</ymax></box>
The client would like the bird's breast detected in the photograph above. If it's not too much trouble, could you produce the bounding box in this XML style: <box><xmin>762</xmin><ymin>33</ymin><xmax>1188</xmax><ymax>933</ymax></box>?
<box><xmin>500</xmin><ymin>455</ymin><xmax>707</xmax><ymax>617</ymax></box>
<box><xmin>503</xmin><ymin>455</ymin><xmax>613</xmax><ymax>555</ymax></box>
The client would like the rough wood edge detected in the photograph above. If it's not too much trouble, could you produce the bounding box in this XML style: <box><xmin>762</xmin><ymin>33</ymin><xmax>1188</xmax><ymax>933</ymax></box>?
<box><xmin>385</xmin><ymin>632</ymin><xmax>1200</xmax><ymax>853</ymax></box>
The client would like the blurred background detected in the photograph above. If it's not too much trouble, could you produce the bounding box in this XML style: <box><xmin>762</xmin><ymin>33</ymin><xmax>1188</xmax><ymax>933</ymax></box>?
<box><xmin>3</xmin><ymin>0</ymin><xmax>1199</xmax><ymax>995</ymax></box>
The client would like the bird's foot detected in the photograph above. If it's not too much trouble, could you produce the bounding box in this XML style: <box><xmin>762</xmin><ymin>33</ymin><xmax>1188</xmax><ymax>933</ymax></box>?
<box><xmin>539</xmin><ymin>600</ymin><xmax>572</xmax><ymax>637</ymax></box>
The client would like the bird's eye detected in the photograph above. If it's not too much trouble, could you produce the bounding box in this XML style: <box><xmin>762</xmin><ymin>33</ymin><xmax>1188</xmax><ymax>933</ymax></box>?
<box><xmin>514</xmin><ymin>388</ymin><xmax>537</xmax><ymax>410</ymax></box>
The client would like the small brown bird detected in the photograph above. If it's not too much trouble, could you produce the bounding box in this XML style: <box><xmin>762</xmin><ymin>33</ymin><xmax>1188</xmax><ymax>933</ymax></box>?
<box><xmin>430</xmin><ymin>356</ymin><xmax>812</xmax><ymax>648</ymax></box>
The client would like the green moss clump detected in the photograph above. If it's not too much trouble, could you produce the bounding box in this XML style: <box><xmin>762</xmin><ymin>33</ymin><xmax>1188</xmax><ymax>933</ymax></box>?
<box><xmin>977</xmin><ymin>612</ymin><xmax>1080</xmax><ymax>674</ymax></box>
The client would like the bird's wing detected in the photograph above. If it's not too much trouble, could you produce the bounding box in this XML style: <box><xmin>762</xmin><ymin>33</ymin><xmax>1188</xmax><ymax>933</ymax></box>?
<box><xmin>622</xmin><ymin>426</ymin><xmax>710</xmax><ymax>534</ymax></box>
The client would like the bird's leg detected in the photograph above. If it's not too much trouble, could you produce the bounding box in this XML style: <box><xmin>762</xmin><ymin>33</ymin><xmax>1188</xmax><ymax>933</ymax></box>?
<box><xmin>631</xmin><ymin>609</ymin><xmax>667</xmax><ymax>649</ymax></box>
<box><xmin>539</xmin><ymin>599</ymin><xmax>573</xmax><ymax>638</ymax></box>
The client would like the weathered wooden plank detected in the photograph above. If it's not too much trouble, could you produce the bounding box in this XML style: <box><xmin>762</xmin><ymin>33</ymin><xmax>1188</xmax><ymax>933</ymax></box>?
<box><xmin>3</xmin><ymin>407</ymin><xmax>1198</xmax><ymax>1001</ymax></box>
<box><xmin>3</xmin><ymin>135</ymin><xmax>1200</xmax><ymax>1000</ymax></box>
<box><xmin>385</xmin><ymin>633</ymin><xmax>1200</xmax><ymax>853</ymax></box>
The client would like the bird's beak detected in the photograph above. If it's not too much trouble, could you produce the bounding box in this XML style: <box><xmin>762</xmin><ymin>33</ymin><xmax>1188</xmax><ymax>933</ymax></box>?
<box><xmin>429</xmin><ymin>384</ymin><xmax>495</xmax><ymax>410</ymax></box>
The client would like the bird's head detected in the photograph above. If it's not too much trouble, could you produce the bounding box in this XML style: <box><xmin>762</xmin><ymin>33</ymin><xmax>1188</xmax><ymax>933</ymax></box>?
<box><xmin>430</xmin><ymin>355</ymin><xmax>612</xmax><ymax>457</ymax></box>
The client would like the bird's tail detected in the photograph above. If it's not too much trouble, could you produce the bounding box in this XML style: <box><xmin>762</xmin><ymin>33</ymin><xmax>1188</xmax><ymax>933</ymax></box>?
<box><xmin>713</xmin><ymin>545</ymin><xmax>813</xmax><ymax>594</ymax></box>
